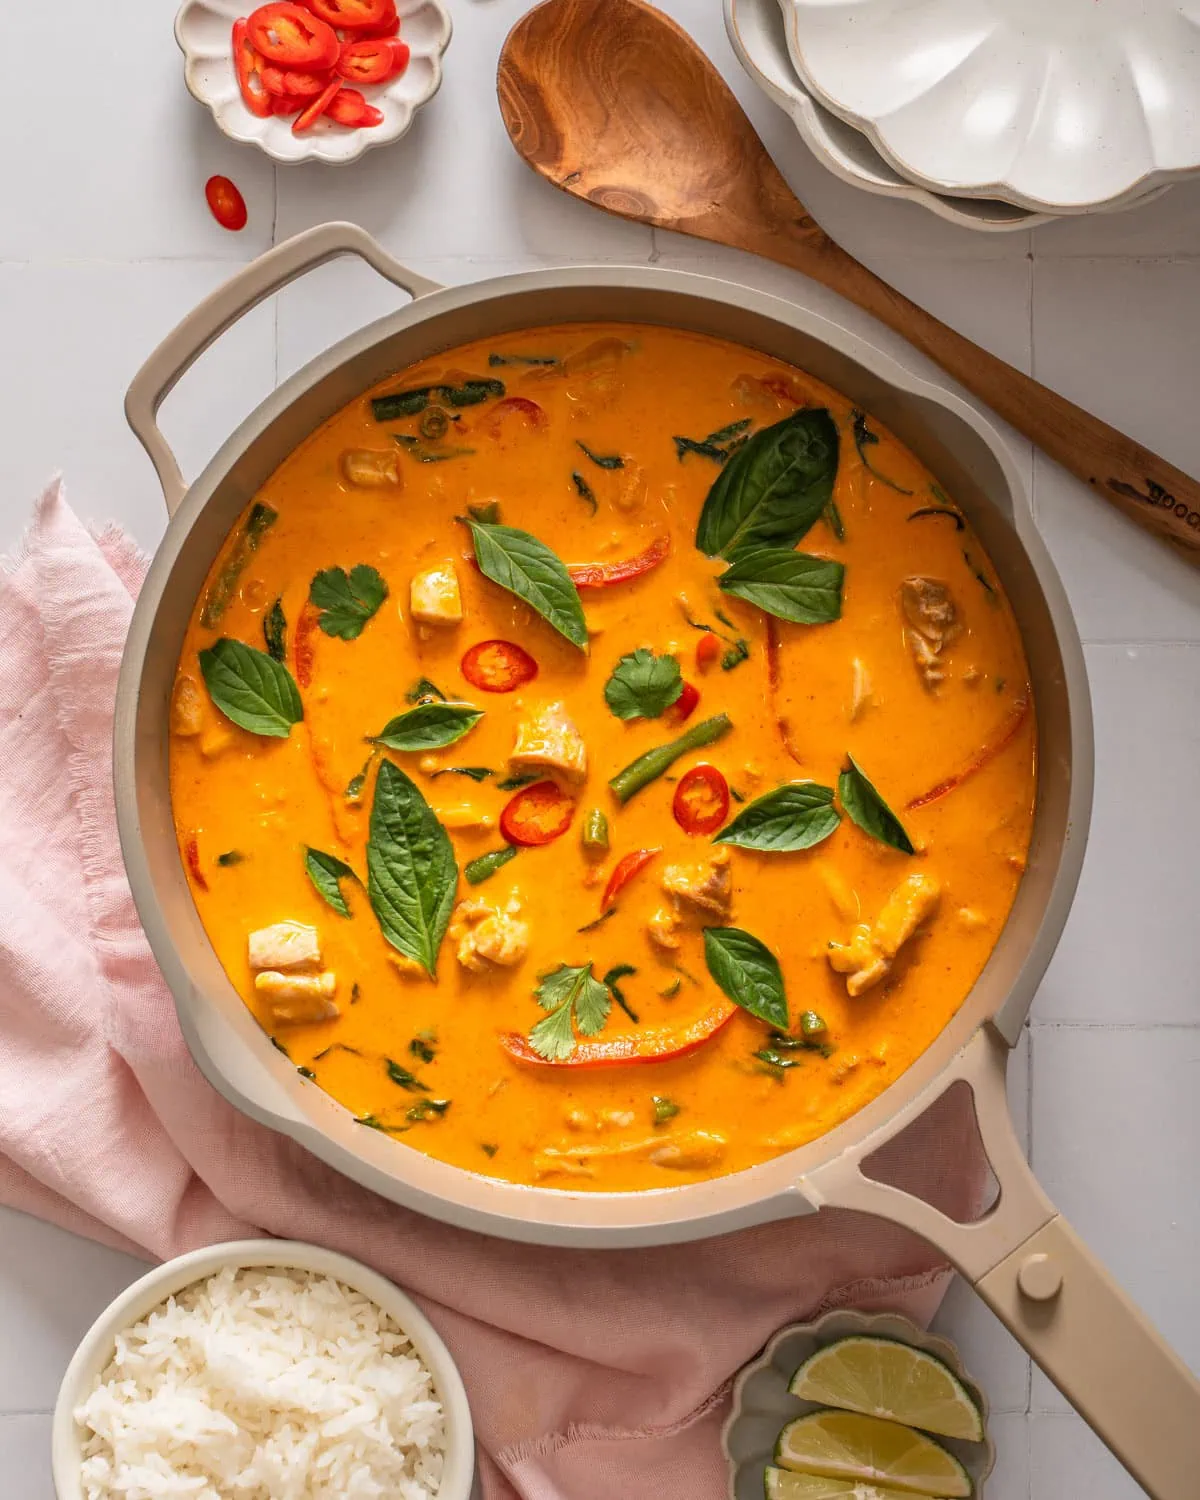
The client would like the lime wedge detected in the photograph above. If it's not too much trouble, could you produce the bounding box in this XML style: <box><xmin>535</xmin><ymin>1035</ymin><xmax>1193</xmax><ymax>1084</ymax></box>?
<box><xmin>789</xmin><ymin>1337</ymin><xmax>984</xmax><ymax>1442</ymax></box>
<box><xmin>765</xmin><ymin>1469</ymin><xmax>938</xmax><ymax>1500</ymax></box>
<box><xmin>775</xmin><ymin>1410</ymin><xmax>972</xmax><ymax>1497</ymax></box>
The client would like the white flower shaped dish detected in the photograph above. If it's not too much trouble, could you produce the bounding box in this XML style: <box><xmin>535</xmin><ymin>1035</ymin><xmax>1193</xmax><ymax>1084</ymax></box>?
<box><xmin>722</xmin><ymin>1309</ymin><xmax>996</xmax><ymax>1500</ymax></box>
<box><xmin>176</xmin><ymin>0</ymin><xmax>452</xmax><ymax>165</ymax></box>
<box><xmin>777</xmin><ymin>0</ymin><xmax>1200</xmax><ymax>213</ymax></box>
<box><xmin>727</xmin><ymin>0</ymin><xmax>1049</xmax><ymax>231</ymax></box>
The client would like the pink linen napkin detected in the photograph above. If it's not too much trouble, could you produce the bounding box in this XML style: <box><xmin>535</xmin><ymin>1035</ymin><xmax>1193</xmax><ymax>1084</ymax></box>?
<box><xmin>0</xmin><ymin>480</ymin><xmax>987</xmax><ymax>1500</ymax></box>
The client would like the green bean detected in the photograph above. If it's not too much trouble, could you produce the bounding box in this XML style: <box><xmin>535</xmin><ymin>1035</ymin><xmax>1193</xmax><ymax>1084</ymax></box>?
<box><xmin>582</xmin><ymin>808</ymin><xmax>610</xmax><ymax>854</ymax></box>
<box><xmin>608</xmin><ymin>714</ymin><xmax>733</xmax><ymax>804</ymax></box>
<box><xmin>464</xmin><ymin>844</ymin><xmax>519</xmax><ymax>886</ymax></box>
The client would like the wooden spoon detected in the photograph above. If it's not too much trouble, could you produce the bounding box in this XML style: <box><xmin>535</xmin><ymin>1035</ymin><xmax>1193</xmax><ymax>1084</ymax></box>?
<box><xmin>498</xmin><ymin>0</ymin><xmax>1200</xmax><ymax>566</ymax></box>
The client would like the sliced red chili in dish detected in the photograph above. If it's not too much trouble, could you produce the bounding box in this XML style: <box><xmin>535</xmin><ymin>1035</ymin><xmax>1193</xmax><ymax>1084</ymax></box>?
<box><xmin>500</xmin><ymin>781</ymin><xmax>575</xmax><ymax>846</ymax></box>
<box><xmin>232</xmin><ymin>18</ymin><xmax>273</xmax><ymax>117</ymax></box>
<box><xmin>247</xmin><ymin>3</ymin><xmax>340</xmax><ymax>68</ymax></box>
<box><xmin>601</xmin><ymin>848</ymin><xmax>660</xmax><ymax>912</ymax></box>
<box><xmin>293</xmin><ymin>601</ymin><xmax>320</xmax><ymax>688</ymax></box>
<box><xmin>672</xmin><ymin>764</ymin><xmax>729</xmax><ymax>836</ymax></box>
<box><xmin>356</xmin><ymin>1</ymin><xmax>400</xmax><ymax>38</ymax></box>
<box><xmin>304</xmin><ymin>0</ymin><xmax>394</xmax><ymax>28</ymax></box>
<box><xmin>695</xmin><ymin>631</ymin><xmax>720</xmax><ymax>672</ymax></box>
<box><xmin>204</xmin><ymin>176</ymin><xmax>248</xmax><ymax>232</ymax></box>
<box><xmin>460</xmin><ymin>640</ymin><xmax>538</xmax><ymax>693</ymax></box>
<box><xmin>665</xmin><ymin>680</ymin><xmax>700</xmax><ymax>726</ymax></box>
<box><xmin>487</xmin><ymin>396</ymin><xmax>547</xmax><ymax>434</ymax></box>
<box><xmin>292</xmin><ymin>76</ymin><xmax>342</xmax><ymax>132</ymax></box>
<box><xmin>567</xmin><ymin>533</ymin><xmax>670</xmax><ymax>590</ymax></box>
<box><xmin>260</xmin><ymin>62</ymin><xmax>332</xmax><ymax>98</ymax></box>
<box><xmin>501</xmin><ymin>998</ymin><xmax>737</xmax><ymax>1068</ymax></box>
<box><xmin>325</xmin><ymin>87</ymin><xmax>384</xmax><ymax>127</ymax></box>
<box><xmin>184</xmin><ymin>835</ymin><xmax>210</xmax><ymax>891</ymax></box>
<box><xmin>336</xmin><ymin>36</ymin><xmax>408</xmax><ymax>83</ymax></box>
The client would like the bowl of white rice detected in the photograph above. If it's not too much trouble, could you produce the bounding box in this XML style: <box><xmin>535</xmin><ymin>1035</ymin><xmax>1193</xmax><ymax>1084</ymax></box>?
<box><xmin>52</xmin><ymin>1239</ymin><xmax>474</xmax><ymax>1500</ymax></box>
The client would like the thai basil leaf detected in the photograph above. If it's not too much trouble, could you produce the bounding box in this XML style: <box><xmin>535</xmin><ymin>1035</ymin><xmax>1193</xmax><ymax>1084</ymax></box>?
<box><xmin>372</xmin><ymin>378</ymin><xmax>505</xmax><ymax>420</ymax></box>
<box><xmin>603</xmin><ymin>648</ymin><xmax>683</xmax><ymax>721</ymax></box>
<box><xmin>366</xmin><ymin>761</ymin><xmax>458</xmax><ymax>976</ymax></box>
<box><xmin>715</xmin><ymin>782</ymin><xmax>841</xmax><ymax>853</ymax></box>
<box><xmin>309</xmin><ymin>565</ymin><xmax>388</xmax><ymax>640</ymax></box>
<box><xmin>838</xmin><ymin>756</ymin><xmax>915</xmax><ymax>854</ymax></box>
<box><xmin>576</xmin><ymin>440</ymin><xmax>624</xmax><ymax>469</ymax></box>
<box><xmin>464</xmin><ymin>519</ymin><xmax>588</xmax><ymax>651</ymax></box>
<box><xmin>304</xmin><ymin>847</ymin><xmax>357</xmax><ymax>917</ymax></box>
<box><xmin>488</xmin><ymin>352</ymin><xmax>558</xmax><ymax>367</ymax></box>
<box><xmin>673</xmin><ymin>418</ymin><xmax>752</xmax><ymax>463</ymax></box>
<box><xmin>572</xmin><ymin>471</ymin><xmax>598</xmax><ymax>514</ymax></box>
<box><xmin>430</xmin><ymin>766</ymin><xmax>493</xmax><ymax>783</ymax></box>
<box><xmin>703</xmin><ymin>926</ymin><xmax>789</xmax><ymax>1029</ymax></box>
<box><xmin>718</xmin><ymin>548</ymin><xmax>845</xmax><ymax>625</ymax></box>
<box><xmin>263</xmin><ymin>598</ymin><xmax>287</xmax><ymax>662</ymax></box>
<box><xmin>696</xmin><ymin>408</ymin><xmax>839</xmax><ymax>559</ymax></box>
<box><xmin>199</xmin><ymin>638</ymin><xmax>302</xmax><ymax>739</ymax></box>
<box><xmin>851</xmin><ymin>409</ymin><xmax>913</xmax><ymax>495</ymax></box>
<box><xmin>406</xmin><ymin>676</ymin><xmax>447</xmax><ymax>704</ymax></box>
<box><xmin>385</xmin><ymin>1059</ymin><xmax>429</xmax><ymax>1092</ymax></box>
<box><xmin>370</xmin><ymin>702</ymin><xmax>484</xmax><ymax>753</ymax></box>
<box><xmin>201</xmin><ymin>501</ymin><xmax>277</xmax><ymax>628</ymax></box>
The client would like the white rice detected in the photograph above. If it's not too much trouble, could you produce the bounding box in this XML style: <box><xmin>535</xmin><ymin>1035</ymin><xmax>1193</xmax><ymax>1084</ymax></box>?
<box><xmin>74</xmin><ymin>1266</ymin><xmax>446</xmax><ymax>1500</ymax></box>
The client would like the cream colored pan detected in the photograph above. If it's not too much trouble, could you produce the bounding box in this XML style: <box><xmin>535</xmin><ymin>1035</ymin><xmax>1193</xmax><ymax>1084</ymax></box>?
<box><xmin>116</xmin><ymin>223</ymin><xmax>1200</xmax><ymax>1496</ymax></box>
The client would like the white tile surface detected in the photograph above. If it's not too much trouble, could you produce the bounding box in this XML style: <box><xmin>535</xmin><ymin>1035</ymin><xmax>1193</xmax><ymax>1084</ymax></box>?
<box><xmin>1</xmin><ymin>2</ymin><xmax>1199</xmax><ymax>1498</ymax></box>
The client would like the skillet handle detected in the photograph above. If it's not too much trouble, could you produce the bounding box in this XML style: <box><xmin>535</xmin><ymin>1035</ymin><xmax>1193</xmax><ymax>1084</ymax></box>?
<box><xmin>800</xmin><ymin>1025</ymin><xmax>1200</xmax><ymax>1498</ymax></box>
<box><xmin>124</xmin><ymin>222</ymin><xmax>442</xmax><ymax>518</ymax></box>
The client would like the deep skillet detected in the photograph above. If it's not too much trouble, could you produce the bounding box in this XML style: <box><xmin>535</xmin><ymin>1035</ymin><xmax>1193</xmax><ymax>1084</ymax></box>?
<box><xmin>116</xmin><ymin>222</ymin><xmax>1200</xmax><ymax>1497</ymax></box>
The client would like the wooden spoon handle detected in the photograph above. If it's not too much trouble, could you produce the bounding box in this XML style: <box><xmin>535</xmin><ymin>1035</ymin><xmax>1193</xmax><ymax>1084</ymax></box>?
<box><xmin>761</xmin><ymin>229</ymin><xmax>1200</xmax><ymax>564</ymax></box>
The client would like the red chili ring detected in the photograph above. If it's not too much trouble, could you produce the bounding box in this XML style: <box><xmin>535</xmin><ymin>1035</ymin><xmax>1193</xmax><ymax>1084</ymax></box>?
<box><xmin>499</xmin><ymin>781</ymin><xmax>575</xmax><ymax>847</ymax></box>
<box><xmin>461</xmin><ymin>639</ymin><xmax>539</xmax><ymax>694</ymax></box>
<box><xmin>672</xmin><ymin>764</ymin><xmax>730</xmax><ymax>836</ymax></box>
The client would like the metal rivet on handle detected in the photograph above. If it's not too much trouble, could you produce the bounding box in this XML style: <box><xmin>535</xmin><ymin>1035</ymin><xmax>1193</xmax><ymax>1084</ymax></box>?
<box><xmin>1018</xmin><ymin>1251</ymin><xmax>1063</xmax><ymax>1302</ymax></box>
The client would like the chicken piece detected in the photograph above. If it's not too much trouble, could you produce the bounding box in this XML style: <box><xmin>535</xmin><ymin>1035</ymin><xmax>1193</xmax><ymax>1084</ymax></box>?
<box><xmin>387</xmin><ymin>950</ymin><xmax>427</xmax><ymax>980</ymax></box>
<box><xmin>409</xmin><ymin>563</ymin><xmax>463</xmax><ymax>626</ymax></box>
<box><xmin>340</xmin><ymin>448</ymin><xmax>401</xmax><ymax>489</ymax></box>
<box><xmin>827</xmin><ymin>872</ymin><xmax>941</xmax><ymax>997</ymax></box>
<box><xmin>647</xmin><ymin>1130</ymin><xmax>727</xmax><ymax>1171</ymax></box>
<box><xmin>507</xmin><ymin>701</ymin><xmax>588</xmax><ymax>788</ymax></box>
<box><xmin>900</xmin><ymin>577</ymin><xmax>960</xmax><ymax>691</ymax></box>
<box><xmin>171</xmin><ymin>675</ymin><xmax>205</xmax><ymax>737</ymax></box>
<box><xmin>248</xmin><ymin>921</ymin><xmax>321</xmax><ymax>972</ymax></box>
<box><xmin>199</xmin><ymin>724</ymin><xmax>235</xmax><ymax>760</ymax></box>
<box><xmin>255</xmin><ymin>970</ymin><xmax>338</xmax><ymax>1024</ymax></box>
<box><xmin>647</xmin><ymin>906</ymin><xmax>681</xmax><ymax>952</ymax></box>
<box><xmin>661</xmin><ymin>849</ymin><xmax>733</xmax><ymax>920</ymax></box>
<box><xmin>532</xmin><ymin>1127</ymin><xmax>725</xmax><ymax>1180</ymax></box>
<box><xmin>449</xmin><ymin>896</ymin><xmax>530</xmax><ymax>973</ymax></box>
<box><xmin>850</xmin><ymin>657</ymin><xmax>875</xmax><ymax>721</ymax></box>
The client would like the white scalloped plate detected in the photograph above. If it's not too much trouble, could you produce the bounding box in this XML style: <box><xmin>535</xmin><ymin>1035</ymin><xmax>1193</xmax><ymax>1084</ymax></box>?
<box><xmin>777</xmin><ymin>0</ymin><xmax>1200</xmax><ymax>213</ymax></box>
<box><xmin>727</xmin><ymin>0</ymin><xmax>1048</xmax><ymax>231</ymax></box>
<box><xmin>722</xmin><ymin>1310</ymin><xmax>996</xmax><ymax>1500</ymax></box>
<box><xmin>175</xmin><ymin>0</ymin><xmax>452</xmax><ymax>165</ymax></box>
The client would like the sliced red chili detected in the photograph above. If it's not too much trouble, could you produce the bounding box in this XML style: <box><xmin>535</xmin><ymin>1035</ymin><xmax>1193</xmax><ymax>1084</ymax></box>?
<box><xmin>665</xmin><ymin>680</ymin><xmax>700</xmax><ymax>726</ymax></box>
<box><xmin>567</xmin><ymin>533</ymin><xmax>670</xmax><ymax>590</ymax></box>
<box><xmin>461</xmin><ymin>640</ymin><xmax>538</xmax><ymax>694</ymax></box>
<box><xmin>336</xmin><ymin>36</ymin><xmax>408</xmax><ymax>84</ymax></box>
<box><xmin>356</xmin><ymin>2</ymin><xmax>400</xmax><ymax>38</ymax></box>
<box><xmin>232</xmin><ymin>18</ymin><xmax>273</xmax><ymax>117</ymax></box>
<box><xmin>304</xmin><ymin>0</ymin><xmax>394</xmax><ymax>28</ymax></box>
<box><xmin>204</xmin><ymin>176</ymin><xmax>247</xmax><ymax>232</ymax></box>
<box><xmin>500</xmin><ymin>781</ymin><xmax>575</xmax><ymax>847</ymax></box>
<box><xmin>247</xmin><ymin>3</ymin><xmax>340</xmax><ymax>67</ymax></box>
<box><xmin>292</xmin><ymin>76</ymin><xmax>342</xmax><ymax>132</ymax></box>
<box><xmin>486</xmin><ymin>396</ymin><xmax>548</xmax><ymax>435</ymax></box>
<box><xmin>293</xmin><ymin>601</ymin><xmax>320</xmax><ymax>688</ymax></box>
<box><xmin>502</xmin><ymin>998</ymin><xmax>737</xmax><ymax>1068</ymax></box>
<box><xmin>601</xmin><ymin>848</ymin><xmax>660</xmax><ymax>912</ymax></box>
<box><xmin>325</xmin><ymin>87</ymin><xmax>385</xmax><ymax>128</ymax></box>
<box><xmin>672</xmin><ymin>764</ymin><xmax>729</xmax><ymax>836</ymax></box>
<box><xmin>260</xmin><ymin>63</ymin><xmax>332</xmax><ymax>98</ymax></box>
<box><xmin>695</xmin><ymin>631</ymin><xmax>720</xmax><ymax>672</ymax></box>
<box><xmin>184</xmin><ymin>835</ymin><xmax>210</xmax><ymax>892</ymax></box>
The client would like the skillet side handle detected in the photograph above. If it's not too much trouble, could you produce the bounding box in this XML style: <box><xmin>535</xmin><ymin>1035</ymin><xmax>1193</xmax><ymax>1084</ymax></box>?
<box><xmin>124</xmin><ymin>222</ymin><xmax>443</xmax><ymax>517</ymax></box>
<box><xmin>800</xmin><ymin>1025</ymin><xmax>1200</xmax><ymax>1500</ymax></box>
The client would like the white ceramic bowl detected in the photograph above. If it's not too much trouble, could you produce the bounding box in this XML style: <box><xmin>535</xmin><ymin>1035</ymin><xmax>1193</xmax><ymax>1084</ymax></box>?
<box><xmin>175</xmin><ymin>0</ymin><xmax>452</xmax><ymax>165</ymax></box>
<box><xmin>722</xmin><ymin>1309</ymin><xmax>995</xmax><ymax>1500</ymax></box>
<box><xmin>52</xmin><ymin>1238</ymin><xmax>475</xmax><ymax>1500</ymax></box>
<box><xmin>776</xmin><ymin>0</ymin><xmax>1200</xmax><ymax>213</ymax></box>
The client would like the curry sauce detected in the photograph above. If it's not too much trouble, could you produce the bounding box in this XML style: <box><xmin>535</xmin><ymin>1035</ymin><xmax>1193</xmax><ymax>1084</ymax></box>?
<box><xmin>169</xmin><ymin>324</ymin><xmax>1035</xmax><ymax>1191</ymax></box>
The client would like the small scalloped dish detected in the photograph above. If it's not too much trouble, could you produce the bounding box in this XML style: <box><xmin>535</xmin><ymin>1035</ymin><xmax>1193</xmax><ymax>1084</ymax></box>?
<box><xmin>175</xmin><ymin>0</ymin><xmax>452</xmax><ymax>165</ymax></box>
<box><xmin>723</xmin><ymin>1310</ymin><xmax>995</xmax><ymax>1500</ymax></box>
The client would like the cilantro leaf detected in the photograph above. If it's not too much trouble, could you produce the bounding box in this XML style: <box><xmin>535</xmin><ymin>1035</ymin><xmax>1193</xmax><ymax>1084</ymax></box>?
<box><xmin>603</xmin><ymin>648</ymin><xmax>684</xmax><ymax>721</ymax></box>
<box><xmin>528</xmin><ymin>962</ymin><xmax>613</xmax><ymax>1059</ymax></box>
<box><xmin>309</xmin><ymin>564</ymin><xmax>388</xmax><ymax>640</ymax></box>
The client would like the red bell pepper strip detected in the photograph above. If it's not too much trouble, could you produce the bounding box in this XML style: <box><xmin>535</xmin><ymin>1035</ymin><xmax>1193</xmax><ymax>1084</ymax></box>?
<box><xmin>486</xmin><ymin>396</ymin><xmax>548</xmax><ymax>435</ymax></box>
<box><xmin>184</xmin><ymin>835</ymin><xmax>210</xmax><ymax>892</ymax></box>
<box><xmin>336</xmin><ymin>36</ymin><xmax>408</xmax><ymax>84</ymax></box>
<box><xmin>325</xmin><ymin>87</ymin><xmax>385</xmax><ymax>128</ymax></box>
<box><xmin>664</xmin><ymin>680</ymin><xmax>700</xmax><ymax>726</ymax></box>
<box><xmin>461</xmin><ymin>639</ymin><xmax>538</xmax><ymax>693</ymax></box>
<box><xmin>501</xmin><ymin>997</ymin><xmax>738</xmax><ymax>1068</ymax></box>
<box><xmin>567</xmin><ymin>533</ymin><xmax>670</xmax><ymax>590</ymax></box>
<box><xmin>293</xmin><ymin>601</ymin><xmax>320</xmax><ymax>687</ymax></box>
<box><xmin>499</xmin><ymin>781</ymin><xmax>575</xmax><ymax>847</ymax></box>
<box><xmin>907</xmin><ymin>696</ymin><xmax>1032</xmax><ymax>810</ymax></box>
<box><xmin>260</xmin><ymin>63</ymin><xmax>333</xmax><ymax>99</ymax></box>
<box><xmin>601</xmin><ymin>848</ymin><xmax>660</xmax><ymax>912</ymax></box>
<box><xmin>765</xmin><ymin>616</ymin><xmax>805</xmax><ymax>768</ymax></box>
<box><xmin>695</xmin><ymin>631</ymin><xmax>721</xmax><ymax>672</ymax></box>
<box><xmin>204</xmin><ymin>176</ymin><xmax>247</xmax><ymax>233</ymax></box>
<box><xmin>672</xmin><ymin>764</ymin><xmax>729</xmax><ymax>836</ymax></box>
<box><xmin>304</xmin><ymin>0</ymin><xmax>395</xmax><ymax>28</ymax></box>
<box><xmin>232</xmin><ymin>19</ymin><xmax>273</xmax><ymax>117</ymax></box>
<box><xmin>292</xmin><ymin>76</ymin><xmax>342</xmax><ymax>132</ymax></box>
<box><xmin>247</xmin><ymin>3</ymin><xmax>340</xmax><ymax>68</ymax></box>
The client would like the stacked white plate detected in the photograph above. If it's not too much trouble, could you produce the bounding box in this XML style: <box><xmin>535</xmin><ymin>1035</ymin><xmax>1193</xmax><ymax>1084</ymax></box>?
<box><xmin>726</xmin><ymin>0</ymin><xmax>1196</xmax><ymax>231</ymax></box>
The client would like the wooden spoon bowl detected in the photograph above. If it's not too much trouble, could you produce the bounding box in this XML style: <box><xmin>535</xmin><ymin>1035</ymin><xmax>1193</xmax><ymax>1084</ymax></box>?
<box><xmin>498</xmin><ymin>0</ymin><xmax>1200</xmax><ymax>566</ymax></box>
